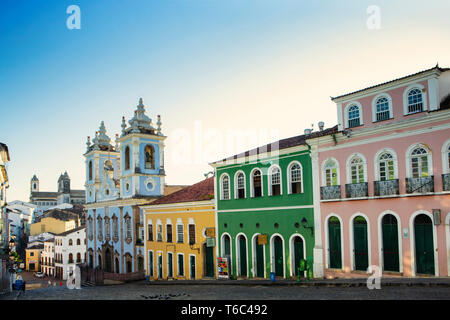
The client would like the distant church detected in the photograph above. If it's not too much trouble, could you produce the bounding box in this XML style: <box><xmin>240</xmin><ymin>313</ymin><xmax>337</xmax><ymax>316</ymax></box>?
<box><xmin>30</xmin><ymin>172</ymin><xmax>85</xmax><ymax>211</ymax></box>
<box><xmin>84</xmin><ymin>98</ymin><xmax>185</xmax><ymax>276</ymax></box>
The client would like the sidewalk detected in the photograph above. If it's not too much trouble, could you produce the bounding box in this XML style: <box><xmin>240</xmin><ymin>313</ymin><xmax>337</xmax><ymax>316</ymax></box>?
<box><xmin>141</xmin><ymin>277</ymin><xmax>450</xmax><ymax>287</ymax></box>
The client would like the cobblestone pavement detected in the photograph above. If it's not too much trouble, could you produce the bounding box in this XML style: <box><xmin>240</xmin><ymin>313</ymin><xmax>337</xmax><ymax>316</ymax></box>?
<box><xmin>1</xmin><ymin>282</ymin><xmax>449</xmax><ymax>300</ymax></box>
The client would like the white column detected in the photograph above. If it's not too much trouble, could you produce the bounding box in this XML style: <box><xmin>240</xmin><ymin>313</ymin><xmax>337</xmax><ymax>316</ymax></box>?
<box><xmin>311</xmin><ymin>147</ymin><xmax>324</xmax><ymax>278</ymax></box>
<box><xmin>428</xmin><ymin>77</ymin><xmax>439</xmax><ymax>111</ymax></box>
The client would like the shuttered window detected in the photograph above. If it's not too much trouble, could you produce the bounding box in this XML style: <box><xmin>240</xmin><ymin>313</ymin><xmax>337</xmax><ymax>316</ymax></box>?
<box><xmin>177</xmin><ymin>224</ymin><xmax>184</xmax><ymax>243</ymax></box>
<box><xmin>148</xmin><ymin>224</ymin><xmax>153</xmax><ymax>241</ymax></box>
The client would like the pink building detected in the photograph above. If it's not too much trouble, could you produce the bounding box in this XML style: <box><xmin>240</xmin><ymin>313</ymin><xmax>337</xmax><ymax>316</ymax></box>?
<box><xmin>308</xmin><ymin>66</ymin><xmax>450</xmax><ymax>278</ymax></box>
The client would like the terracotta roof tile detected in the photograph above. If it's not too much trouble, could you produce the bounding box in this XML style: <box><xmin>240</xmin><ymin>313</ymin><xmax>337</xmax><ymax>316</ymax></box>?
<box><xmin>149</xmin><ymin>177</ymin><xmax>214</xmax><ymax>205</ymax></box>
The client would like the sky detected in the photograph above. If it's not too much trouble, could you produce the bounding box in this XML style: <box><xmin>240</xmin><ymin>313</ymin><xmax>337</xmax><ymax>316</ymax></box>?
<box><xmin>1</xmin><ymin>0</ymin><xmax>450</xmax><ymax>202</ymax></box>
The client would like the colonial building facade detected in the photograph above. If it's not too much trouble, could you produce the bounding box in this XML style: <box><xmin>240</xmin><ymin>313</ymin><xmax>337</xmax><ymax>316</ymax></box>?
<box><xmin>54</xmin><ymin>227</ymin><xmax>86</xmax><ymax>280</ymax></box>
<box><xmin>210</xmin><ymin>136</ymin><xmax>322</xmax><ymax>279</ymax></box>
<box><xmin>30</xmin><ymin>172</ymin><xmax>85</xmax><ymax>212</ymax></box>
<box><xmin>85</xmin><ymin>98</ymin><xmax>176</xmax><ymax>276</ymax></box>
<box><xmin>308</xmin><ymin>65</ymin><xmax>450</xmax><ymax>278</ymax></box>
<box><xmin>142</xmin><ymin>177</ymin><xmax>216</xmax><ymax>280</ymax></box>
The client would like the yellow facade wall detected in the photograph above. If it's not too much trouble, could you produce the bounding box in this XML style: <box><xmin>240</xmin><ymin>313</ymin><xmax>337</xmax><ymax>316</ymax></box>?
<box><xmin>30</xmin><ymin>217</ymin><xmax>77</xmax><ymax>236</ymax></box>
<box><xmin>25</xmin><ymin>248</ymin><xmax>42</xmax><ymax>272</ymax></box>
<box><xmin>143</xmin><ymin>201</ymin><xmax>216</xmax><ymax>280</ymax></box>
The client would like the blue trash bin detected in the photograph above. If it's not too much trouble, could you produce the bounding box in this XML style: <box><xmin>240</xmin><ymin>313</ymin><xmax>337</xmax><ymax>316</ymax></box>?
<box><xmin>270</xmin><ymin>272</ymin><xmax>275</xmax><ymax>282</ymax></box>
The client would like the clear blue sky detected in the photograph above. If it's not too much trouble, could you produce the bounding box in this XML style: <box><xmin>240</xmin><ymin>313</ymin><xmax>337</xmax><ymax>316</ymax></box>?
<box><xmin>1</xmin><ymin>0</ymin><xmax>450</xmax><ymax>201</ymax></box>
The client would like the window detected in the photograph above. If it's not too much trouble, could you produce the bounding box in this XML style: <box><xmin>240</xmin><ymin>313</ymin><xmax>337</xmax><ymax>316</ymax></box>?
<box><xmin>88</xmin><ymin>218</ymin><xmax>93</xmax><ymax>239</ymax></box>
<box><xmin>188</xmin><ymin>224</ymin><xmax>195</xmax><ymax>245</ymax></box>
<box><xmin>177</xmin><ymin>224</ymin><xmax>184</xmax><ymax>243</ymax></box>
<box><xmin>350</xmin><ymin>156</ymin><xmax>365</xmax><ymax>184</ymax></box>
<box><xmin>375</xmin><ymin>97</ymin><xmax>390</xmax><ymax>121</ymax></box>
<box><xmin>288</xmin><ymin>162</ymin><xmax>302</xmax><ymax>194</ymax></box>
<box><xmin>235</xmin><ymin>172</ymin><xmax>245</xmax><ymax>199</ymax></box>
<box><xmin>411</xmin><ymin>147</ymin><xmax>429</xmax><ymax>178</ymax></box>
<box><xmin>252</xmin><ymin>169</ymin><xmax>262</xmax><ymax>197</ymax></box>
<box><xmin>145</xmin><ymin>145</ymin><xmax>155</xmax><ymax>169</ymax></box>
<box><xmin>148</xmin><ymin>224</ymin><xmax>153</xmax><ymax>241</ymax></box>
<box><xmin>324</xmin><ymin>159</ymin><xmax>338</xmax><ymax>186</ymax></box>
<box><xmin>378</xmin><ymin>152</ymin><xmax>395</xmax><ymax>181</ymax></box>
<box><xmin>88</xmin><ymin>161</ymin><xmax>93</xmax><ymax>181</ymax></box>
<box><xmin>68</xmin><ymin>253</ymin><xmax>73</xmax><ymax>264</ymax></box>
<box><xmin>220</xmin><ymin>174</ymin><xmax>230</xmax><ymax>200</ymax></box>
<box><xmin>166</xmin><ymin>224</ymin><xmax>173</xmax><ymax>243</ymax></box>
<box><xmin>69</xmin><ymin>239</ymin><xmax>73</xmax><ymax>246</ymax></box>
<box><xmin>157</xmin><ymin>224</ymin><xmax>163</xmax><ymax>242</ymax></box>
<box><xmin>177</xmin><ymin>254</ymin><xmax>184</xmax><ymax>276</ymax></box>
<box><xmin>407</xmin><ymin>88</ymin><xmax>423</xmax><ymax>114</ymax></box>
<box><xmin>105</xmin><ymin>217</ymin><xmax>110</xmax><ymax>239</ymax></box>
<box><xmin>97</xmin><ymin>217</ymin><xmax>103</xmax><ymax>240</ymax></box>
<box><xmin>125</xmin><ymin>216</ymin><xmax>132</xmax><ymax>239</ymax></box>
<box><xmin>124</xmin><ymin>146</ymin><xmax>130</xmax><ymax>170</ymax></box>
<box><xmin>269</xmin><ymin>166</ymin><xmax>281</xmax><ymax>196</ymax></box>
<box><xmin>348</xmin><ymin>105</ymin><xmax>361</xmax><ymax>128</ymax></box>
<box><xmin>112</xmin><ymin>216</ymin><xmax>118</xmax><ymax>239</ymax></box>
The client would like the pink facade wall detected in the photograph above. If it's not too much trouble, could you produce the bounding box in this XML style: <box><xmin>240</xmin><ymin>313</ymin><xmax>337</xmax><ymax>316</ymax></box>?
<box><xmin>319</xmin><ymin>90</ymin><xmax>450</xmax><ymax>277</ymax></box>
<box><xmin>340</xmin><ymin>80</ymin><xmax>430</xmax><ymax>130</ymax></box>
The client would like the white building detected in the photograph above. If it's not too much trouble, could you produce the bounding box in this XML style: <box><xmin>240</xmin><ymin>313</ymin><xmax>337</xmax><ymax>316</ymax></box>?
<box><xmin>41</xmin><ymin>239</ymin><xmax>55</xmax><ymax>277</ymax></box>
<box><xmin>54</xmin><ymin>227</ymin><xmax>86</xmax><ymax>280</ymax></box>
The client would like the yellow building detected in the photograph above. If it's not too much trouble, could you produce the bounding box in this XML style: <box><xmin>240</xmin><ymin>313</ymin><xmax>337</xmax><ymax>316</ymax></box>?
<box><xmin>142</xmin><ymin>177</ymin><xmax>216</xmax><ymax>280</ymax></box>
<box><xmin>25</xmin><ymin>244</ymin><xmax>44</xmax><ymax>272</ymax></box>
<box><xmin>30</xmin><ymin>209</ymin><xmax>80</xmax><ymax>236</ymax></box>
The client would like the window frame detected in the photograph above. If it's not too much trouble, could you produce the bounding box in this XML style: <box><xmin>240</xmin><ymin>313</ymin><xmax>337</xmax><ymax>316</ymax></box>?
<box><xmin>268</xmin><ymin>164</ymin><xmax>282</xmax><ymax>196</ymax></box>
<box><xmin>371</xmin><ymin>93</ymin><xmax>393</xmax><ymax>122</ymax></box>
<box><xmin>220</xmin><ymin>173</ymin><xmax>231</xmax><ymax>200</ymax></box>
<box><xmin>405</xmin><ymin>143</ymin><xmax>433</xmax><ymax>179</ymax></box>
<box><xmin>403</xmin><ymin>84</ymin><xmax>428</xmax><ymax>115</ymax></box>
<box><xmin>234</xmin><ymin>170</ymin><xmax>246</xmax><ymax>199</ymax></box>
<box><xmin>346</xmin><ymin>153</ymin><xmax>367</xmax><ymax>184</ymax></box>
<box><xmin>287</xmin><ymin>161</ymin><xmax>303</xmax><ymax>194</ymax></box>
<box><xmin>344</xmin><ymin>102</ymin><xmax>363</xmax><ymax>129</ymax></box>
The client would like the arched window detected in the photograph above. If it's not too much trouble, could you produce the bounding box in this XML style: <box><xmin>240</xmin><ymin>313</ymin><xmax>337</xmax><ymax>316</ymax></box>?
<box><xmin>348</xmin><ymin>105</ymin><xmax>361</xmax><ymax>128</ymax></box>
<box><xmin>68</xmin><ymin>253</ymin><xmax>73</xmax><ymax>264</ymax></box>
<box><xmin>411</xmin><ymin>147</ymin><xmax>429</xmax><ymax>178</ymax></box>
<box><xmin>77</xmin><ymin>253</ymin><xmax>81</xmax><ymax>263</ymax></box>
<box><xmin>125</xmin><ymin>216</ymin><xmax>132</xmax><ymax>240</ymax></box>
<box><xmin>251</xmin><ymin>169</ymin><xmax>262</xmax><ymax>197</ymax></box>
<box><xmin>269</xmin><ymin>166</ymin><xmax>281</xmax><ymax>196</ymax></box>
<box><xmin>145</xmin><ymin>145</ymin><xmax>155</xmax><ymax>169</ymax></box>
<box><xmin>324</xmin><ymin>159</ymin><xmax>338</xmax><ymax>186</ymax></box>
<box><xmin>375</xmin><ymin>97</ymin><xmax>390</xmax><ymax>121</ymax></box>
<box><xmin>69</xmin><ymin>239</ymin><xmax>73</xmax><ymax>246</ymax></box>
<box><xmin>378</xmin><ymin>152</ymin><xmax>395</xmax><ymax>181</ymax></box>
<box><xmin>97</xmin><ymin>217</ymin><xmax>103</xmax><ymax>240</ymax></box>
<box><xmin>235</xmin><ymin>172</ymin><xmax>246</xmax><ymax>199</ymax></box>
<box><xmin>112</xmin><ymin>216</ymin><xmax>118</xmax><ymax>239</ymax></box>
<box><xmin>220</xmin><ymin>174</ymin><xmax>230</xmax><ymax>200</ymax></box>
<box><xmin>407</xmin><ymin>88</ymin><xmax>423</xmax><ymax>114</ymax></box>
<box><xmin>288</xmin><ymin>162</ymin><xmax>302</xmax><ymax>194</ymax></box>
<box><xmin>124</xmin><ymin>146</ymin><xmax>130</xmax><ymax>170</ymax></box>
<box><xmin>349</xmin><ymin>156</ymin><xmax>365</xmax><ymax>184</ymax></box>
<box><xmin>88</xmin><ymin>160</ymin><xmax>93</xmax><ymax>181</ymax></box>
<box><xmin>77</xmin><ymin>239</ymin><xmax>81</xmax><ymax>245</ymax></box>
<box><xmin>104</xmin><ymin>217</ymin><xmax>110</xmax><ymax>239</ymax></box>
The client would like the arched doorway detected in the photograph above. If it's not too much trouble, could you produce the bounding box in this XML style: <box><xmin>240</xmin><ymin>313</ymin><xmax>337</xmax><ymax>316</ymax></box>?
<box><xmin>105</xmin><ymin>249</ymin><xmax>112</xmax><ymax>272</ymax></box>
<box><xmin>115</xmin><ymin>258</ymin><xmax>120</xmax><ymax>273</ymax></box>
<box><xmin>414</xmin><ymin>214</ymin><xmax>435</xmax><ymax>275</ymax></box>
<box><xmin>89</xmin><ymin>253</ymin><xmax>93</xmax><ymax>268</ymax></box>
<box><xmin>126</xmin><ymin>260</ymin><xmax>132</xmax><ymax>273</ymax></box>
<box><xmin>328</xmin><ymin>216</ymin><xmax>342</xmax><ymax>269</ymax></box>
<box><xmin>381</xmin><ymin>214</ymin><xmax>399</xmax><ymax>272</ymax></box>
<box><xmin>236</xmin><ymin>234</ymin><xmax>247</xmax><ymax>277</ymax></box>
<box><xmin>98</xmin><ymin>255</ymin><xmax>102</xmax><ymax>270</ymax></box>
<box><xmin>272</xmin><ymin>235</ymin><xmax>284</xmax><ymax>277</ymax></box>
<box><xmin>222</xmin><ymin>234</ymin><xmax>231</xmax><ymax>256</ymax></box>
<box><xmin>353</xmin><ymin>216</ymin><xmax>369</xmax><ymax>271</ymax></box>
<box><xmin>253</xmin><ymin>235</ymin><xmax>264</xmax><ymax>278</ymax></box>
<box><xmin>291</xmin><ymin>235</ymin><xmax>304</xmax><ymax>277</ymax></box>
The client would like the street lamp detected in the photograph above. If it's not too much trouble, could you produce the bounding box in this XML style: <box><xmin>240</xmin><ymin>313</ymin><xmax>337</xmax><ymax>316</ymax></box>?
<box><xmin>301</xmin><ymin>218</ymin><xmax>314</xmax><ymax>235</ymax></box>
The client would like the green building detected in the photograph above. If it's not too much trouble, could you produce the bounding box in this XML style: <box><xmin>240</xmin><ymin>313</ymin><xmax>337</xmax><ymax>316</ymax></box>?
<box><xmin>211</xmin><ymin>135</ymin><xmax>317</xmax><ymax>279</ymax></box>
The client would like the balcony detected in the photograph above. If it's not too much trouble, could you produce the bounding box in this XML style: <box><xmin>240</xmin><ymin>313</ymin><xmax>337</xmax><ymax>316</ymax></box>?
<box><xmin>406</xmin><ymin>176</ymin><xmax>434</xmax><ymax>194</ymax></box>
<box><xmin>320</xmin><ymin>185</ymin><xmax>341</xmax><ymax>200</ymax></box>
<box><xmin>443</xmin><ymin>174</ymin><xmax>450</xmax><ymax>192</ymax></box>
<box><xmin>345</xmin><ymin>182</ymin><xmax>368</xmax><ymax>198</ymax></box>
<box><xmin>374</xmin><ymin>179</ymin><xmax>399</xmax><ymax>196</ymax></box>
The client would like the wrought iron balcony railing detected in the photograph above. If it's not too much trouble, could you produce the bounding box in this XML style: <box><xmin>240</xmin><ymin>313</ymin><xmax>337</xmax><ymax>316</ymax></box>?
<box><xmin>345</xmin><ymin>182</ymin><xmax>368</xmax><ymax>198</ymax></box>
<box><xmin>320</xmin><ymin>185</ymin><xmax>341</xmax><ymax>200</ymax></box>
<box><xmin>442</xmin><ymin>173</ymin><xmax>450</xmax><ymax>192</ymax></box>
<box><xmin>374</xmin><ymin>179</ymin><xmax>399</xmax><ymax>196</ymax></box>
<box><xmin>406</xmin><ymin>176</ymin><xmax>434</xmax><ymax>194</ymax></box>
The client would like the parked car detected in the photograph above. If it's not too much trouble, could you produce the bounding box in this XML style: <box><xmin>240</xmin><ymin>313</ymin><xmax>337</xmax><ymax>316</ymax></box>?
<box><xmin>34</xmin><ymin>272</ymin><xmax>44</xmax><ymax>278</ymax></box>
